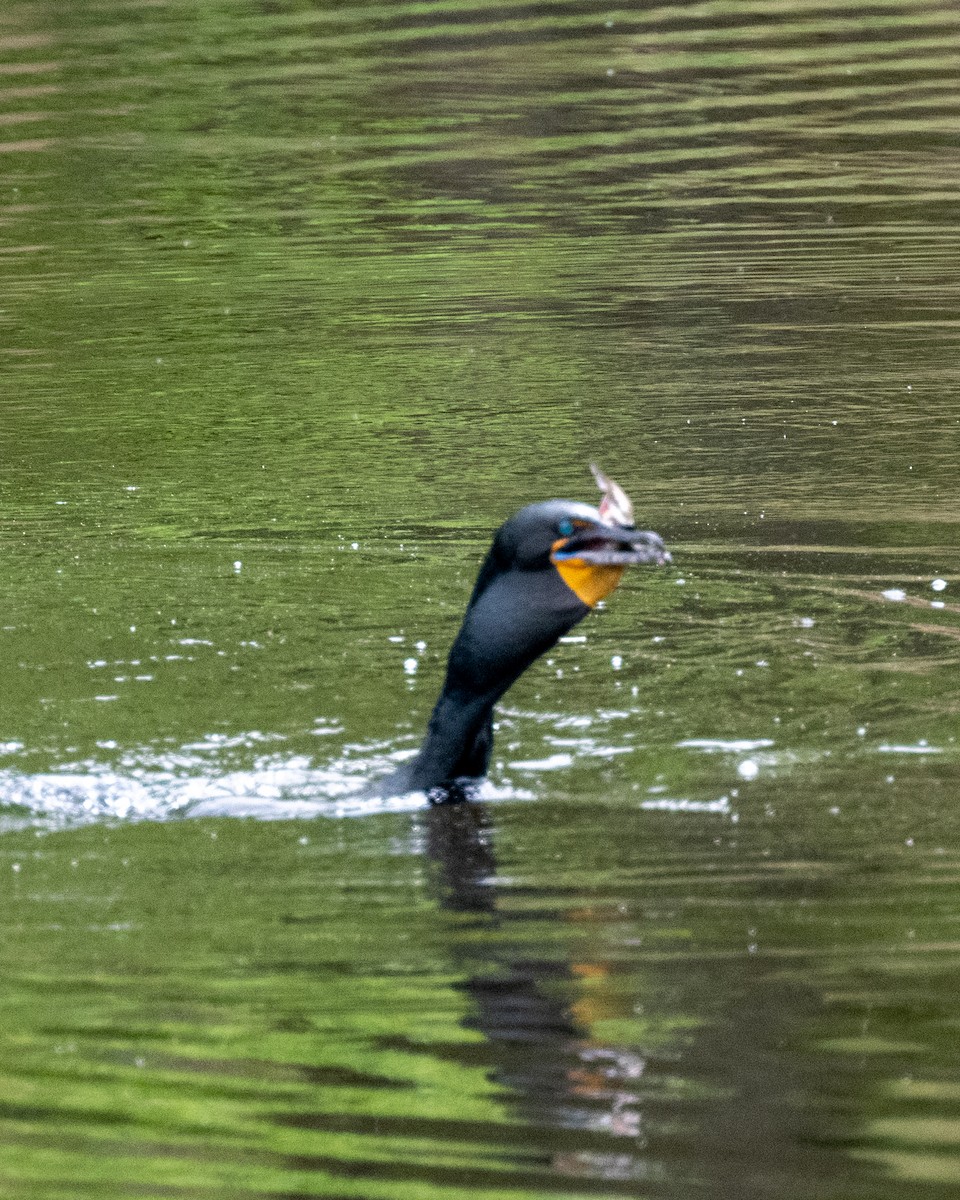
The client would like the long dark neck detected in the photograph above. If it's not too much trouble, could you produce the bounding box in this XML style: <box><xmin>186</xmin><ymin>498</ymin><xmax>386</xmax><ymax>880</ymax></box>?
<box><xmin>405</xmin><ymin>684</ymin><xmax>498</xmax><ymax>797</ymax></box>
<box><xmin>405</xmin><ymin>570</ymin><xmax>588</xmax><ymax>796</ymax></box>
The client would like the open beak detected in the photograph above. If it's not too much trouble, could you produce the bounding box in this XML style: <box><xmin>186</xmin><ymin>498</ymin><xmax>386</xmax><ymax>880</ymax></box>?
<box><xmin>551</xmin><ymin>521</ymin><xmax>671</xmax><ymax>568</ymax></box>
<box><xmin>549</xmin><ymin>467</ymin><xmax>670</xmax><ymax>607</ymax></box>
<box><xmin>553</xmin><ymin>465</ymin><xmax>671</xmax><ymax>567</ymax></box>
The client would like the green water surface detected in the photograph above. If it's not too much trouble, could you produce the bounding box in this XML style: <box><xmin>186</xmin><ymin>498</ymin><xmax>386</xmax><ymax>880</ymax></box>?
<box><xmin>3</xmin><ymin>0</ymin><xmax>960</xmax><ymax>1196</ymax></box>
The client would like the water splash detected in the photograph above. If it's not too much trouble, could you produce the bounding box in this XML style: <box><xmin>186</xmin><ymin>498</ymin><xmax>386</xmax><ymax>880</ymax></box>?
<box><xmin>0</xmin><ymin>733</ymin><xmax>542</xmax><ymax>829</ymax></box>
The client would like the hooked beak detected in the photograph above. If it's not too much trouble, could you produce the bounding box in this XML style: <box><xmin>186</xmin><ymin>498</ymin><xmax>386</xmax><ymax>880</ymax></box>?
<box><xmin>551</xmin><ymin>521</ymin><xmax>671</xmax><ymax>568</ymax></box>
<box><xmin>553</xmin><ymin>464</ymin><xmax>671</xmax><ymax>568</ymax></box>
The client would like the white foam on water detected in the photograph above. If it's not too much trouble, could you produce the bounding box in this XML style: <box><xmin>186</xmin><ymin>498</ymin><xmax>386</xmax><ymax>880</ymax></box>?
<box><xmin>876</xmin><ymin>742</ymin><xmax>943</xmax><ymax>755</ymax></box>
<box><xmin>677</xmin><ymin>738</ymin><xmax>775</xmax><ymax>753</ymax></box>
<box><xmin>0</xmin><ymin>735</ymin><xmax>538</xmax><ymax>829</ymax></box>
<box><xmin>508</xmin><ymin>752</ymin><xmax>574</xmax><ymax>772</ymax></box>
<box><xmin>641</xmin><ymin>795</ymin><xmax>732</xmax><ymax>814</ymax></box>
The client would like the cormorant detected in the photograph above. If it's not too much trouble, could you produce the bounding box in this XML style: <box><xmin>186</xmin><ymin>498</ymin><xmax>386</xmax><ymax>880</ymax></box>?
<box><xmin>404</xmin><ymin>467</ymin><xmax>670</xmax><ymax>801</ymax></box>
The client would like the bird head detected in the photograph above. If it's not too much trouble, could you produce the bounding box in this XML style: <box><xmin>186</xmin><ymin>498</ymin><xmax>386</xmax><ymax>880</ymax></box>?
<box><xmin>484</xmin><ymin>467</ymin><xmax>670</xmax><ymax>609</ymax></box>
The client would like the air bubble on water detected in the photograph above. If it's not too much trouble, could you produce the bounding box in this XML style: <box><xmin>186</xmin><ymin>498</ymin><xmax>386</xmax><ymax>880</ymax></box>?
<box><xmin>737</xmin><ymin>759</ymin><xmax>759</xmax><ymax>780</ymax></box>
<box><xmin>931</xmin><ymin>578</ymin><xmax>947</xmax><ymax>592</ymax></box>
<box><xmin>611</xmin><ymin>655</ymin><xmax>623</xmax><ymax>670</ymax></box>
<box><xmin>415</xmin><ymin>641</ymin><xmax>426</xmax><ymax>652</ymax></box>
<box><xmin>403</xmin><ymin>658</ymin><xmax>418</xmax><ymax>675</ymax></box>
<box><xmin>881</xmin><ymin>589</ymin><xmax>906</xmax><ymax>602</ymax></box>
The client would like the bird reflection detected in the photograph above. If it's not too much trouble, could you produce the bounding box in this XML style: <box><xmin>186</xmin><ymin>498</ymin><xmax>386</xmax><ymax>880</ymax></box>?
<box><xmin>422</xmin><ymin>803</ymin><xmax>876</xmax><ymax>1197</ymax></box>
<box><xmin>424</xmin><ymin>800</ymin><xmax>657</xmax><ymax>1186</ymax></box>
<box><xmin>424</xmin><ymin>800</ymin><xmax>498</xmax><ymax>916</ymax></box>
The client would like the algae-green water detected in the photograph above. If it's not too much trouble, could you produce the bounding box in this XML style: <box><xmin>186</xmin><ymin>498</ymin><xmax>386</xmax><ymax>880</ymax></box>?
<box><xmin>3</xmin><ymin>1</ymin><xmax>960</xmax><ymax>1195</ymax></box>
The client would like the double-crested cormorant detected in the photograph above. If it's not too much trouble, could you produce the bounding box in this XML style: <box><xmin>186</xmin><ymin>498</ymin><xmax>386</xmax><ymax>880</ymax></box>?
<box><xmin>404</xmin><ymin>467</ymin><xmax>670</xmax><ymax>801</ymax></box>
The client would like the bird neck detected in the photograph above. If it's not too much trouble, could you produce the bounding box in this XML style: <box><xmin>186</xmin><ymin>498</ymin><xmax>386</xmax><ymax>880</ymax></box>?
<box><xmin>405</xmin><ymin>683</ymin><xmax>499</xmax><ymax>797</ymax></box>
<box><xmin>405</xmin><ymin>563</ymin><xmax>590</xmax><ymax>798</ymax></box>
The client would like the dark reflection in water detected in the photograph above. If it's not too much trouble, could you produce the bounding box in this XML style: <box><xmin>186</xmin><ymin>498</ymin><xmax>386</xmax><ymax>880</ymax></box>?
<box><xmin>426</xmin><ymin>802</ymin><xmax>654</xmax><ymax>1188</ymax></box>
<box><xmin>415</xmin><ymin>803</ymin><xmax>881</xmax><ymax>1198</ymax></box>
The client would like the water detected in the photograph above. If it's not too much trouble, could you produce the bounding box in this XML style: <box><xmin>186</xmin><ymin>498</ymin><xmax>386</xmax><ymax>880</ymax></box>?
<box><xmin>3</xmin><ymin>0</ymin><xmax>960</xmax><ymax>1194</ymax></box>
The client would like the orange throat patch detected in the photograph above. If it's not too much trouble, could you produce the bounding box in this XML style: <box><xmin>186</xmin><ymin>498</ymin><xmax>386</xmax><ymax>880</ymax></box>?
<box><xmin>552</xmin><ymin>556</ymin><xmax>626</xmax><ymax>607</ymax></box>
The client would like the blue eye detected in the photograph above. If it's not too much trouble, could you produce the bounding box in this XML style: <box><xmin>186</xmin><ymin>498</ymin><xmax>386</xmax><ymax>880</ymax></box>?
<box><xmin>558</xmin><ymin>518</ymin><xmax>574</xmax><ymax>536</ymax></box>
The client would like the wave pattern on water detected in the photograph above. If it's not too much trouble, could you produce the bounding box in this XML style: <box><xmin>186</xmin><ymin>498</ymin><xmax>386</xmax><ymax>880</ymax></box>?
<box><xmin>3</xmin><ymin>0</ymin><xmax>960</xmax><ymax>1197</ymax></box>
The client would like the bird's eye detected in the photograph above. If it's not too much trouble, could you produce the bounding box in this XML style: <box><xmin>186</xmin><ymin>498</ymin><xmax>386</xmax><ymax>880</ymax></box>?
<box><xmin>558</xmin><ymin>518</ymin><xmax>574</xmax><ymax>536</ymax></box>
